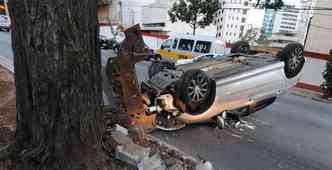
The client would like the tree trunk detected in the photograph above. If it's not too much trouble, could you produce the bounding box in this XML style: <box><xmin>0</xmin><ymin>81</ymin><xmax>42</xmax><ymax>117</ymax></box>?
<box><xmin>8</xmin><ymin>0</ymin><xmax>105</xmax><ymax>169</ymax></box>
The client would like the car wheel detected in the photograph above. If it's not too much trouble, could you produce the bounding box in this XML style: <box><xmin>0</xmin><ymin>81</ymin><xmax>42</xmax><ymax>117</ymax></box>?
<box><xmin>278</xmin><ymin>43</ymin><xmax>305</xmax><ymax>79</ymax></box>
<box><xmin>176</xmin><ymin>69</ymin><xmax>215</xmax><ymax>114</ymax></box>
<box><xmin>231</xmin><ymin>41</ymin><xmax>250</xmax><ymax>54</ymax></box>
<box><xmin>148</xmin><ymin>61</ymin><xmax>174</xmax><ymax>78</ymax></box>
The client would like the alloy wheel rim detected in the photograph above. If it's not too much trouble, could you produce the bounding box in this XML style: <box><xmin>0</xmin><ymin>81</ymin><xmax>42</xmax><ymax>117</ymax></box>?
<box><xmin>188</xmin><ymin>73</ymin><xmax>209</xmax><ymax>102</ymax></box>
<box><xmin>288</xmin><ymin>47</ymin><xmax>303</xmax><ymax>70</ymax></box>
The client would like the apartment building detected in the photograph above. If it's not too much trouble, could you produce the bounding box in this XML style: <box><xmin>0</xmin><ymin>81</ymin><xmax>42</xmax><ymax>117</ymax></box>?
<box><xmin>215</xmin><ymin>0</ymin><xmax>259</xmax><ymax>43</ymax></box>
<box><xmin>261</xmin><ymin>0</ymin><xmax>315</xmax><ymax>47</ymax></box>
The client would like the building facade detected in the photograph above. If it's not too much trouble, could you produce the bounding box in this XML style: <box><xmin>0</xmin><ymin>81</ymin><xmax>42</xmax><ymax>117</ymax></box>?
<box><xmin>261</xmin><ymin>0</ymin><xmax>315</xmax><ymax>47</ymax></box>
<box><xmin>296</xmin><ymin>0</ymin><xmax>330</xmax><ymax>92</ymax></box>
<box><xmin>262</xmin><ymin>9</ymin><xmax>275</xmax><ymax>37</ymax></box>
<box><xmin>215</xmin><ymin>0</ymin><xmax>259</xmax><ymax>43</ymax></box>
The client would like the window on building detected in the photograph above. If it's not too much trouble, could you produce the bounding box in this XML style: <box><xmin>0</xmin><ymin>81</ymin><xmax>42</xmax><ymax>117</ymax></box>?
<box><xmin>244</xmin><ymin>1</ymin><xmax>249</xmax><ymax>6</ymax></box>
<box><xmin>178</xmin><ymin>39</ymin><xmax>195</xmax><ymax>51</ymax></box>
<box><xmin>241</xmin><ymin>18</ymin><xmax>246</xmax><ymax>23</ymax></box>
<box><xmin>281</xmin><ymin>21</ymin><xmax>296</xmax><ymax>26</ymax></box>
<box><xmin>194</xmin><ymin>41</ymin><xmax>212</xmax><ymax>54</ymax></box>
<box><xmin>280</xmin><ymin>25</ymin><xmax>295</xmax><ymax>30</ymax></box>
<box><xmin>243</xmin><ymin>9</ymin><xmax>248</xmax><ymax>15</ymax></box>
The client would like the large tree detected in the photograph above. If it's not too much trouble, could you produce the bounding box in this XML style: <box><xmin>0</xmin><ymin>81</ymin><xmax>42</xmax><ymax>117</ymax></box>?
<box><xmin>8</xmin><ymin>0</ymin><xmax>105</xmax><ymax>169</ymax></box>
<box><xmin>255</xmin><ymin>0</ymin><xmax>284</xmax><ymax>10</ymax></box>
<box><xmin>168</xmin><ymin>0</ymin><xmax>220</xmax><ymax>35</ymax></box>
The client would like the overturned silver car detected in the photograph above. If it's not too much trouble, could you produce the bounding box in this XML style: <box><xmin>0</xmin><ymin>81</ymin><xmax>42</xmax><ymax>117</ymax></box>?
<box><xmin>105</xmin><ymin>26</ymin><xmax>305</xmax><ymax>131</ymax></box>
<box><xmin>138</xmin><ymin>43</ymin><xmax>305</xmax><ymax>130</ymax></box>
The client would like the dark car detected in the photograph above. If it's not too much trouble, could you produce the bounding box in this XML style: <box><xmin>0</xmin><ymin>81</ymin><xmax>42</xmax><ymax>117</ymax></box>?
<box><xmin>99</xmin><ymin>35</ymin><xmax>120</xmax><ymax>52</ymax></box>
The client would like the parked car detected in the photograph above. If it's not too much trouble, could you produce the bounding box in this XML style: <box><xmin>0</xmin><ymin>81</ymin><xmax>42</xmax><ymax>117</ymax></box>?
<box><xmin>0</xmin><ymin>14</ymin><xmax>10</xmax><ymax>32</ymax></box>
<box><xmin>99</xmin><ymin>35</ymin><xmax>120</xmax><ymax>52</ymax></box>
<box><xmin>140</xmin><ymin>43</ymin><xmax>305</xmax><ymax>130</ymax></box>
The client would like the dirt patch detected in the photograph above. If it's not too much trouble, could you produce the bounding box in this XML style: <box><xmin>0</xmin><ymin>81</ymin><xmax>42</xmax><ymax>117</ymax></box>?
<box><xmin>0</xmin><ymin>66</ymin><xmax>16</xmax><ymax>170</ymax></box>
<box><xmin>0</xmin><ymin>66</ymin><xmax>16</xmax><ymax>132</ymax></box>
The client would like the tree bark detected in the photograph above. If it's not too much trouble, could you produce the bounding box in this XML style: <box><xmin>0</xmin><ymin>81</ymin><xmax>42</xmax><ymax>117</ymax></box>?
<box><xmin>8</xmin><ymin>0</ymin><xmax>105</xmax><ymax>169</ymax></box>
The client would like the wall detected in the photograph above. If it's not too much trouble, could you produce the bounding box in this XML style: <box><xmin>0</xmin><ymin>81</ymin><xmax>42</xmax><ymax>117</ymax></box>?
<box><xmin>296</xmin><ymin>0</ymin><xmax>331</xmax><ymax>92</ymax></box>
<box><xmin>297</xmin><ymin>52</ymin><xmax>327</xmax><ymax>92</ymax></box>
<box><xmin>305</xmin><ymin>0</ymin><xmax>332</xmax><ymax>54</ymax></box>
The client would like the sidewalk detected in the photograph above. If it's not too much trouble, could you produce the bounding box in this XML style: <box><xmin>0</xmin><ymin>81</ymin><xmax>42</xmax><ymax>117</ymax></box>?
<box><xmin>0</xmin><ymin>56</ymin><xmax>13</xmax><ymax>73</ymax></box>
<box><xmin>291</xmin><ymin>87</ymin><xmax>332</xmax><ymax>104</ymax></box>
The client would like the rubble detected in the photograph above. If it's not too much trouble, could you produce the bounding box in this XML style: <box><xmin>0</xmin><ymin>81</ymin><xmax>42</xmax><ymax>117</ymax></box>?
<box><xmin>140</xmin><ymin>153</ymin><xmax>166</xmax><ymax>170</ymax></box>
<box><xmin>104</xmin><ymin>124</ymin><xmax>214</xmax><ymax>170</ymax></box>
<box><xmin>113</xmin><ymin>124</ymin><xmax>129</xmax><ymax>136</ymax></box>
<box><xmin>115</xmin><ymin>143</ymin><xmax>150</xmax><ymax>167</ymax></box>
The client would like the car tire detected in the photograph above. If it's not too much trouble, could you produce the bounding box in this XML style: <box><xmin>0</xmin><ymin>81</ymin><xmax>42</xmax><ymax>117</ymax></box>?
<box><xmin>231</xmin><ymin>41</ymin><xmax>250</xmax><ymax>54</ymax></box>
<box><xmin>148</xmin><ymin>61</ymin><xmax>174</xmax><ymax>78</ymax></box>
<box><xmin>176</xmin><ymin>69</ymin><xmax>216</xmax><ymax>114</ymax></box>
<box><xmin>278</xmin><ymin>43</ymin><xmax>305</xmax><ymax>79</ymax></box>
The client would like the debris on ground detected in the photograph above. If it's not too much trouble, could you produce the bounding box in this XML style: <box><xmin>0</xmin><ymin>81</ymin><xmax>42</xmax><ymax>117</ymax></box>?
<box><xmin>103</xmin><ymin>123</ymin><xmax>204</xmax><ymax>170</ymax></box>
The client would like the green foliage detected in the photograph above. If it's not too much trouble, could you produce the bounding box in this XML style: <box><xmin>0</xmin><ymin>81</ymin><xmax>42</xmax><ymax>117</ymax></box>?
<box><xmin>255</xmin><ymin>0</ymin><xmax>284</xmax><ymax>10</ymax></box>
<box><xmin>168</xmin><ymin>0</ymin><xmax>220</xmax><ymax>35</ymax></box>
<box><xmin>321</xmin><ymin>50</ymin><xmax>332</xmax><ymax>97</ymax></box>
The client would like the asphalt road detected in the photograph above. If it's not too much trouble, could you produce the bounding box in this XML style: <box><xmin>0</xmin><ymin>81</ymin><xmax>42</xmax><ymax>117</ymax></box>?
<box><xmin>153</xmin><ymin>94</ymin><xmax>332</xmax><ymax>170</ymax></box>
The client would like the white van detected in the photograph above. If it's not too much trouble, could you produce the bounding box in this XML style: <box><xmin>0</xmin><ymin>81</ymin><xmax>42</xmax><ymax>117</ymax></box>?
<box><xmin>156</xmin><ymin>34</ymin><xmax>227</xmax><ymax>60</ymax></box>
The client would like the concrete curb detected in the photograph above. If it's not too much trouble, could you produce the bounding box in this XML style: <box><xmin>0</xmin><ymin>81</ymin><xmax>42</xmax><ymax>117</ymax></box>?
<box><xmin>0</xmin><ymin>55</ymin><xmax>14</xmax><ymax>73</ymax></box>
<box><xmin>291</xmin><ymin>90</ymin><xmax>332</xmax><ymax>104</ymax></box>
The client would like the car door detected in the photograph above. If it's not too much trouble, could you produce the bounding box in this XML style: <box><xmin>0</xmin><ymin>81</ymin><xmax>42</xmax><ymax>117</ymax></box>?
<box><xmin>176</xmin><ymin>39</ymin><xmax>195</xmax><ymax>60</ymax></box>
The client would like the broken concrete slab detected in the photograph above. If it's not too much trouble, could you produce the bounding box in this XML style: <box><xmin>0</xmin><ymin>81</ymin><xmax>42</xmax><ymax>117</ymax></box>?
<box><xmin>140</xmin><ymin>153</ymin><xmax>166</xmax><ymax>170</ymax></box>
<box><xmin>115</xmin><ymin>143</ymin><xmax>150</xmax><ymax>167</ymax></box>
<box><xmin>113</xmin><ymin>124</ymin><xmax>129</xmax><ymax>136</ymax></box>
<box><xmin>110</xmin><ymin>131</ymin><xmax>133</xmax><ymax>146</ymax></box>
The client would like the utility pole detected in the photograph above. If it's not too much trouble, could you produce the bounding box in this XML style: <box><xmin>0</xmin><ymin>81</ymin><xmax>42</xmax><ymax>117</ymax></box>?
<box><xmin>4</xmin><ymin>0</ymin><xmax>8</xmax><ymax>16</ymax></box>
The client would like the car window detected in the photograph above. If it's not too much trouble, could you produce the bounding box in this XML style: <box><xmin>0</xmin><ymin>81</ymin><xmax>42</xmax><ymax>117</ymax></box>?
<box><xmin>194</xmin><ymin>41</ymin><xmax>212</xmax><ymax>53</ymax></box>
<box><xmin>160</xmin><ymin>39</ymin><xmax>172</xmax><ymax>49</ymax></box>
<box><xmin>172</xmin><ymin>38</ymin><xmax>178</xmax><ymax>49</ymax></box>
<box><xmin>178</xmin><ymin>39</ymin><xmax>195</xmax><ymax>51</ymax></box>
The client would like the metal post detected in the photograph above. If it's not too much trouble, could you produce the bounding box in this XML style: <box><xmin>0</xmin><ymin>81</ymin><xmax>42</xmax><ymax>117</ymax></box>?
<box><xmin>4</xmin><ymin>0</ymin><xmax>9</xmax><ymax>16</ymax></box>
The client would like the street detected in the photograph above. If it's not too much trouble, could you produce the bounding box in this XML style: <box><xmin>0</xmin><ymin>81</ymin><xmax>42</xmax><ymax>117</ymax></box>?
<box><xmin>153</xmin><ymin>94</ymin><xmax>332</xmax><ymax>170</ymax></box>
<box><xmin>1</xmin><ymin>31</ymin><xmax>332</xmax><ymax>170</ymax></box>
<box><xmin>0</xmin><ymin>31</ymin><xmax>112</xmax><ymax>67</ymax></box>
